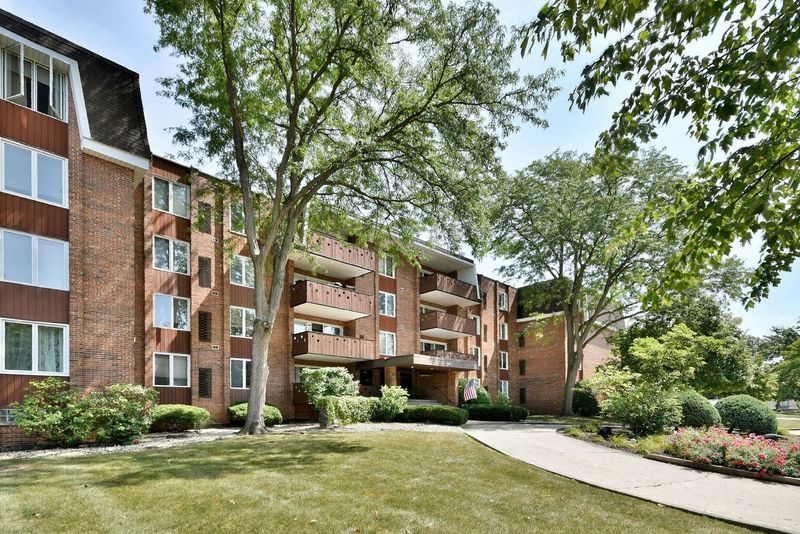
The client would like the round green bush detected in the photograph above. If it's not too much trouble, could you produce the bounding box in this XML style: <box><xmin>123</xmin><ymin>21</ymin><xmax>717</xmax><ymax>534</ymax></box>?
<box><xmin>716</xmin><ymin>394</ymin><xmax>777</xmax><ymax>435</ymax></box>
<box><xmin>228</xmin><ymin>402</ymin><xmax>283</xmax><ymax>426</ymax></box>
<box><xmin>464</xmin><ymin>404</ymin><xmax>529</xmax><ymax>421</ymax></box>
<box><xmin>394</xmin><ymin>405</ymin><xmax>468</xmax><ymax>425</ymax></box>
<box><xmin>675</xmin><ymin>390</ymin><xmax>720</xmax><ymax>428</ymax></box>
<box><xmin>601</xmin><ymin>385</ymin><xmax>682</xmax><ymax>436</ymax></box>
<box><xmin>572</xmin><ymin>384</ymin><xmax>600</xmax><ymax>417</ymax></box>
<box><xmin>150</xmin><ymin>404</ymin><xmax>211</xmax><ymax>432</ymax></box>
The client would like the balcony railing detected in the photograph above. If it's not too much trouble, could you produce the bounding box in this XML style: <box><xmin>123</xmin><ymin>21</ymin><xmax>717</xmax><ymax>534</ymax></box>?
<box><xmin>419</xmin><ymin>311</ymin><xmax>478</xmax><ymax>339</ymax></box>
<box><xmin>290</xmin><ymin>234</ymin><xmax>375</xmax><ymax>279</ymax></box>
<box><xmin>420</xmin><ymin>350</ymin><xmax>478</xmax><ymax>363</ymax></box>
<box><xmin>292</xmin><ymin>331</ymin><xmax>375</xmax><ymax>362</ymax></box>
<box><xmin>419</xmin><ymin>273</ymin><xmax>480</xmax><ymax>306</ymax></box>
<box><xmin>290</xmin><ymin>280</ymin><xmax>373</xmax><ymax>321</ymax></box>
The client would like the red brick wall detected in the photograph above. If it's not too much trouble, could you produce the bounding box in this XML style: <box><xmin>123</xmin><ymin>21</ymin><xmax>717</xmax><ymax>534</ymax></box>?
<box><xmin>580</xmin><ymin>332</ymin><xmax>612</xmax><ymax>381</ymax></box>
<box><xmin>512</xmin><ymin>316</ymin><xmax>567</xmax><ymax>415</ymax></box>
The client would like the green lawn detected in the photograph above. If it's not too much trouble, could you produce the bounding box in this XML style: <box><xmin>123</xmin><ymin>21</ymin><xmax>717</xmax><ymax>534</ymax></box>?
<box><xmin>527</xmin><ymin>414</ymin><xmax>605</xmax><ymax>425</ymax></box>
<box><xmin>778</xmin><ymin>416</ymin><xmax>800</xmax><ymax>430</ymax></box>
<box><xmin>0</xmin><ymin>431</ymin><xmax>748</xmax><ymax>533</ymax></box>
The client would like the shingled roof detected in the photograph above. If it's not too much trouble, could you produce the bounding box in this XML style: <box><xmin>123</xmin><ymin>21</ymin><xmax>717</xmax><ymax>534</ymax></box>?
<box><xmin>0</xmin><ymin>9</ymin><xmax>151</xmax><ymax>159</ymax></box>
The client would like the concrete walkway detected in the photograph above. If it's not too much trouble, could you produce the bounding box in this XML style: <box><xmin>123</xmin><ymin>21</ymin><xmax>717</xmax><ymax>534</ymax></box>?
<box><xmin>463</xmin><ymin>421</ymin><xmax>800</xmax><ymax>533</ymax></box>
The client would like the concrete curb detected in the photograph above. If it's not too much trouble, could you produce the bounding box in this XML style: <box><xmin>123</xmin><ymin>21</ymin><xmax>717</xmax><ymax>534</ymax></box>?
<box><xmin>645</xmin><ymin>454</ymin><xmax>800</xmax><ymax>487</ymax></box>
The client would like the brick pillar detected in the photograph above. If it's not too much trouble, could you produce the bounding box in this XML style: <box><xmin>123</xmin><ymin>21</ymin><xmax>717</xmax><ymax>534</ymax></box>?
<box><xmin>447</xmin><ymin>371</ymin><xmax>459</xmax><ymax>405</ymax></box>
<box><xmin>385</xmin><ymin>366</ymin><xmax>397</xmax><ymax>386</ymax></box>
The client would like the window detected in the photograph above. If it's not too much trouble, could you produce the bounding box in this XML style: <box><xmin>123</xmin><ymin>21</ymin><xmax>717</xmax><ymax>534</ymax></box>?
<box><xmin>420</xmin><ymin>340</ymin><xmax>447</xmax><ymax>352</ymax></box>
<box><xmin>519</xmin><ymin>359</ymin><xmax>526</xmax><ymax>375</ymax></box>
<box><xmin>469</xmin><ymin>315</ymin><xmax>480</xmax><ymax>335</ymax></box>
<box><xmin>359</xmin><ymin>368</ymin><xmax>373</xmax><ymax>386</ymax></box>
<box><xmin>498</xmin><ymin>291</ymin><xmax>508</xmax><ymax>311</ymax></box>
<box><xmin>378</xmin><ymin>256</ymin><xmax>395</xmax><ymax>278</ymax></box>
<box><xmin>2</xmin><ymin>47</ymin><xmax>68</xmax><ymax>119</ymax></box>
<box><xmin>499</xmin><ymin>351</ymin><xmax>509</xmax><ymax>370</ymax></box>
<box><xmin>230</xmin><ymin>202</ymin><xmax>245</xmax><ymax>234</ymax></box>
<box><xmin>518</xmin><ymin>333</ymin><xmax>526</xmax><ymax>347</ymax></box>
<box><xmin>499</xmin><ymin>322</ymin><xmax>508</xmax><ymax>340</ymax></box>
<box><xmin>470</xmin><ymin>346</ymin><xmax>481</xmax><ymax>362</ymax></box>
<box><xmin>154</xmin><ymin>294</ymin><xmax>190</xmax><ymax>330</ymax></box>
<box><xmin>1</xmin><ymin>319</ymin><xmax>68</xmax><ymax>375</ymax></box>
<box><xmin>0</xmin><ymin>229</ymin><xmax>68</xmax><ymax>290</ymax></box>
<box><xmin>230</xmin><ymin>306</ymin><xmax>255</xmax><ymax>338</ymax></box>
<box><xmin>379</xmin><ymin>291</ymin><xmax>396</xmax><ymax>317</ymax></box>
<box><xmin>500</xmin><ymin>380</ymin><xmax>509</xmax><ymax>397</ymax></box>
<box><xmin>483</xmin><ymin>323</ymin><xmax>488</xmax><ymax>338</ymax></box>
<box><xmin>230</xmin><ymin>255</ymin><xmax>254</xmax><ymax>287</ymax></box>
<box><xmin>519</xmin><ymin>387</ymin><xmax>526</xmax><ymax>405</ymax></box>
<box><xmin>153</xmin><ymin>352</ymin><xmax>190</xmax><ymax>387</ymax></box>
<box><xmin>152</xmin><ymin>177</ymin><xmax>189</xmax><ymax>218</ymax></box>
<box><xmin>420</xmin><ymin>304</ymin><xmax>445</xmax><ymax>315</ymax></box>
<box><xmin>379</xmin><ymin>331</ymin><xmax>396</xmax><ymax>356</ymax></box>
<box><xmin>293</xmin><ymin>320</ymin><xmax>342</xmax><ymax>336</ymax></box>
<box><xmin>153</xmin><ymin>235</ymin><xmax>189</xmax><ymax>275</ymax></box>
<box><xmin>1</xmin><ymin>141</ymin><xmax>68</xmax><ymax>207</ymax></box>
<box><xmin>230</xmin><ymin>358</ymin><xmax>252</xmax><ymax>389</ymax></box>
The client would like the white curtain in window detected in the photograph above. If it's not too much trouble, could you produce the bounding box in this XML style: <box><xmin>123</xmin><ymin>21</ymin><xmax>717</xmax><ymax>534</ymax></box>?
<box><xmin>154</xmin><ymin>295</ymin><xmax>172</xmax><ymax>328</ymax></box>
<box><xmin>173</xmin><ymin>355</ymin><xmax>189</xmax><ymax>386</ymax></box>
<box><xmin>154</xmin><ymin>354</ymin><xmax>170</xmax><ymax>385</ymax></box>
<box><xmin>37</xmin><ymin>325</ymin><xmax>63</xmax><ymax>373</ymax></box>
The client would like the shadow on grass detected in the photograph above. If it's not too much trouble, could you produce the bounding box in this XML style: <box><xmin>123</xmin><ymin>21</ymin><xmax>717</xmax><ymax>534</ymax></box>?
<box><xmin>0</xmin><ymin>434</ymin><xmax>371</xmax><ymax>490</ymax></box>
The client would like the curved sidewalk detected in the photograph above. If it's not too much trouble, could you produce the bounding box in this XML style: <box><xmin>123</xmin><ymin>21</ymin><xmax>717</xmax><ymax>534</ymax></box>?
<box><xmin>463</xmin><ymin>421</ymin><xmax>800</xmax><ymax>533</ymax></box>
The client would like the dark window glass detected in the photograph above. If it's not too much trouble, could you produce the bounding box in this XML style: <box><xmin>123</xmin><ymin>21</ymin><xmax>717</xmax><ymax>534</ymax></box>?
<box><xmin>359</xmin><ymin>369</ymin><xmax>373</xmax><ymax>386</ymax></box>
<box><xmin>519</xmin><ymin>388</ymin><xmax>526</xmax><ymax>405</ymax></box>
<box><xmin>519</xmin><ymin>360</ymin><xmax>526</xmax><ymax>375</ymax></box>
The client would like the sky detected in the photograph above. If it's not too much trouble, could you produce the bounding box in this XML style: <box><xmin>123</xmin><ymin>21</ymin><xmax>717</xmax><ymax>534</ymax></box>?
<box><xmin>2</xmin><ymin>0</ymin><xmax>797</xmax><ymax>336</ymax></box>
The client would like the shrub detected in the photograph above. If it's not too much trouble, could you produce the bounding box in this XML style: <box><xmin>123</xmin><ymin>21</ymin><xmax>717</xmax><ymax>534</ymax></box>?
<box><xmin>601</xmin><ymin>385</ymin><xmax>682</xmax><ymax>435</ymax></box>
<box><xmin>372</xmin><ymin>386</ymin><xmax>409</xmax><ymax>422</ymax></box>
<box><xmin>12</xmin><ymin>378</ymin><xmax>93</xmax><ymax>447</ymax></box>
<box><xmin>394</xmin><ymin>405</ymin><xmax>468</xmax><ymax>425</ymax></box>
<box><xmin>150</xmin><ymin>405</ymin><xmax>211</xmax><ymax>432</ymax></box>
<box><xmin>495</xmin><ymin>393</ymin><xmax>510</xmax><ymax>406</ymax></box>
<box><xmin>635</xmin><ymin>434</ymin><xmax>669</xmax><ymax>455</ymax></box>
<box><xmin>320</xmin><ymin>396</ymin><xmax>378</xmax><ymax>426</ymax></box>
<box><xmin>463</xmin><ymin>404</ymin><xmax>529</xmax><ymax>421</ymax></box>
<box><xmin>716</xmin><ymin>394</ymin><xmax>777</xmax><ymax>435</ymax></box>
<box><xmin>457</xmin><ymin>379</ymin><xmax>491</xmax><ymax>405</ymax></box>
<box><xmin>301</xmin><ymin>367</ymin><xmax>359</xmax><ymax>409</ymax></box>
<box><xmin>572</xmin><ymin>383</ymin><xmax>600</xmax><ymax>417</ymax></box>
<box><xmin>675</xmin><ymin>389</ymin><xmax>721</xmax><ymax>428</ymax></box>
<box><xmin>228</xmin><ymin>402</ymin><xmax>283</xmax><ymax>426</ymax></box>
<box><xmin>82</xmin><ymin>384</ymin><xmax>158</xmax><ymax>445</ymax></box>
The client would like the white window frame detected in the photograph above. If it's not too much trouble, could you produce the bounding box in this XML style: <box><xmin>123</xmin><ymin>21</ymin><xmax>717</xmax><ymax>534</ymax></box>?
<box><xmin>469</xmin><ymin>314</ymin><xmax>480</xmax><ymax>335</ymax></box>
<box><xmin>2</xmin><ymin>48</ymin><xmax>68</xmax><ymax>120</ymax></box>
<box><xmin>420</xmin><ymin>339</ymin><xmax>447</xmax><ymax>352</ymax></box>
<box><xmin>469</xmin><ymin>345</ymin><xmax>481</xmax><ymax>360</ymax></box>
<box><xmin>153</xmin><ymin>293</ymin><xmax>191</xmax><ymax>331</ymax></box>
<box><xmin>230</xmin><ymin>305</ymin><xmax>255</xmax><ymax>338</ymax></box>
<box><xmin>379</xmin><ymin>331</ymin><xmax>396</xmax><ymax>356</ymax></box>
<box><xmin>0</xmin><ymin>139</ymin><xmax>69</xmax><ymax>208</ymax></box>
<box><xmin>420</xmin><ymin>304</ymin><xmax>446</xmax><ymax>314</ymax></box>
<box><xmin>229</xmin><ymin>202</ymin><xmax>246</xmax><ymax>235</ymax></box>
<box><xmin>151</xmin><ymin>176</ymin><xmax>190</xmax><ymax>219</ymax></box>
<box><xmin>499</xmin><ymin>351</ymin><xmax>509</xmax><ymax>370</ymax></box>
<box><xmin>499</xmin><ymin>322</ymin><xmax>509</xmax><ymax>340</ymax></box>
<box><xmin>152</xmin><ymin>235</ymin><xmax>190</xmax><ymax>275</ymax></box>
<box><xmin>500</xmin><ymin>380</ymin><xmax>509</xmax><ymax>397</ymax></box>
<box><xmin>0</xmin><ymin>228</ymin><xmax>69</xmax><ymax>290</ymax></box>
<box><xmin>230</xmin><ymin>254</ymin><xmax>254</xmax><ymax>287</ymax></box>
<box><xmin>230</xmin><ymin>358</ymin><xmax>251</xmax><ymax>390</ymax></box>
<box><xmin>378</xmin><ymin>256</ymin><xmax>395</xmax><ymax>278</ymax></box>
<box><xmin>0</xmin><ymin>318</ymin><xmax>69</xmax><ymax>376</ymax></box>
<box><xmin>498</xmin><ymin>291</ymin><xmax>508</xmax><ymax>311</ymax></box>
<box><xmin>152</xmin><ymin>352</ymin><xmax>191</xmax><ymax>388</ymax></box>
<box><xmin>293</xmin><ymin>320</ymin><xmax>343</xmax><ymax>336</ymax></box>
<box><xmin>378</xmin><ymin>291</ymin><xmax>396</xmax><ymax>317</ymax></box>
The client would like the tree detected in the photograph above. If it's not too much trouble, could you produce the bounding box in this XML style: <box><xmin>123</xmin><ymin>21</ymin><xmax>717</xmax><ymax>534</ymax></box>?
<box><xmin>491</xmin><ymin>149</ymin><xmax>683</xmax><ymax>415</ymax></box>
<box><xmin>775</xmin><ymin>340</ymin><xmax>800</xmax><ymax>402</ymax></box>
<box><xmin>146</xmin><ymin>0</ymin><xmax>558</xmax><ymax>433</ymax></box>
<box><xmin>522</xmin><ymin>1</ymin><xmax>800</xmax><ymax>306</ymax></box>
<box><xmin>627</xmin><ymin>324</ymin><xmax>702</xmax><ymax>389</ymax></box>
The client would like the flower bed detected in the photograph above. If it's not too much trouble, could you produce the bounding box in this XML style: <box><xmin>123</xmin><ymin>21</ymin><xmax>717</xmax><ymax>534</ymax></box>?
<box><xmin>666</xmin><ymin>427</ymin><xmax>800</xmax><ymax>478</ymax></box>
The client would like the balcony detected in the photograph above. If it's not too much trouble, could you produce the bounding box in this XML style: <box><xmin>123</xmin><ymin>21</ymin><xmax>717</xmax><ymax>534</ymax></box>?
<box><xmin>419</xmin><ymin>311</ymin><xmax>478</xmax><ymax>339</ymax></box>
<box><xmin>290</xmin><ymin>234</ymin><xmax>375</xmax><ymax>280</ymax></box>
<box><xmin>419</xmin><ymin>273</ymin><xmax>480</xmax><ymax>307</ymax></box>
<box><xmin>290</xmin><ymin>280</ymin><xmax>373</xmax><ymax>322</ymax></box>
<box><xmin>292</xmin><ymin>331</ymin><xmax>375</xmax><ymax>363</ymax></box>
<box><xmin>362</xmin><ymin>350</ymin><xmax>479</xmax><ymax>371</ymax></box>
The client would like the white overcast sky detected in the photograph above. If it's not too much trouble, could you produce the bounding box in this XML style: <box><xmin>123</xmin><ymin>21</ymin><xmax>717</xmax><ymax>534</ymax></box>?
<box><xmin>3</xmin><ymin>0</ymin><xmax>797</xmax><ymax>336</ymax></box>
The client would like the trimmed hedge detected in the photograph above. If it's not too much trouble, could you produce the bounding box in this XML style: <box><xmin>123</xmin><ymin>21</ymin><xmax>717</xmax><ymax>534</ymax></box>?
<box><xmin>572</xmin><ymin>383</ymin><xmax>600</xmax><ymax>416</ymax></box>
<box><xmin>149</xmin><ymin>404</ymin><xmax>211</xmax><ymax>432</ymax></box>
<box><xmin>716</xmin><ymin>394</ymin><xmax>777</xmax><ymax>435</ymax></box>
<box><xmin>463</xmin><ymin>404</ymin><xmax>529</xmax><ymax>422</ymax></box>
<box><xmin>228</xmin><ymin>402</ymin><xmax>283</xmax><ymax>426</ymax></box>
<box><xmin>320</xmin><ymin>396</ymin><xmax>378</xmax><ymax>426</ymax></box>
<box><xmin>394</xmin><ymin>405</ymin><xmax>468</xmax><ymax>426</ymax></box>
<box><xmin>675</xmin><ymin>390</ymin><xmax>720</xmax><ymax>428</ymax></box>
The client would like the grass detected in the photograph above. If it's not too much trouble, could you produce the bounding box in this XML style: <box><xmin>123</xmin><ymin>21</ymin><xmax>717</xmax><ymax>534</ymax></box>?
<box><xmin>0</xmin><ymin>431</ymin><xmax>748</xmax><ymax>533</ymax></box>
<box><xmin>526</xmin><ymin>414</ymin><xmax>604</xmax><ymax>425</ymax></box>
<box><xmin>777</xmin><ymin>416</ymin><xmax>800</xmax><ymax>430</ymax></box>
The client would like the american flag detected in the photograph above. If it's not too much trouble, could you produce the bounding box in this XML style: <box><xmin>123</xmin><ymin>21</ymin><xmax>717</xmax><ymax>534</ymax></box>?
<box><xmin>463</xmin><ymin>378</ymin><xmax>478</xmax><ymax>401</ymax></box>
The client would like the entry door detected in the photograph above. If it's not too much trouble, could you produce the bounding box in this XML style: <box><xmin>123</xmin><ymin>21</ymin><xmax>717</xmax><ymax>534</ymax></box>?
<box><xmin>399</xmin><ymin>371</ymin><xmax>413</xmax><ymax>391</ymax></box>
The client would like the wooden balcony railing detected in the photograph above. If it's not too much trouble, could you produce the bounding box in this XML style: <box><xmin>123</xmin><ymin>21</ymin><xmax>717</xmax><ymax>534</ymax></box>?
<box><xmin>305</xmin><ymin>234</ymin><xmax>375</xmax><ymax>272</ymax></box>
<box><xmin>419</xmin><ymin>273</ymin><xmax>479</xmax><ymax>302</ymax></box>
<box><xmin>420</xmin><ymin>350</ymin><xmax>478</xmax><ymax>363</ymax></box>
<box><xmin>419</xmin><ymin>311</ymin><xmax>478</xmax><ymax>336</ymax></box>
<box><xmin>290</xmin><ymin>280</ymin><xmax>373</xmax><ymax>316</ymax></box>
<box><xmin>292</xmin><ymin>331</ymin><xmax>376</xmax><ymax>361</ymax></box>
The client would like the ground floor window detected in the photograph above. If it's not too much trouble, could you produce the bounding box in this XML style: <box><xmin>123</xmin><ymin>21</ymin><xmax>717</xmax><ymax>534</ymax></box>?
<box><xmin>359</xmin><ymin>368</ymin><xmax>373</xmax><ymax>385</ymax></box>
<box><xmin>230</xmin><ymin>358</ymin><xmax>251</xmax><ymax>389</ymax></box>
<box><xmin>379</xmin><ymin>331</ymin><xmax>396</xmax><ymax>356</ymax></box>
<box><xmin>154</xmin><ymin>352</ymin><xmax>190</xmax><ymax>387</ymax></box>
<box><xmin>1</xmin><ymin>319</ymin><xmax>68</xmax><ymax>375</ymax></box>
<box><xmin>499</xmin><ymin>380</ymin><xmax>509</xmax><ymax>397</ymax></box>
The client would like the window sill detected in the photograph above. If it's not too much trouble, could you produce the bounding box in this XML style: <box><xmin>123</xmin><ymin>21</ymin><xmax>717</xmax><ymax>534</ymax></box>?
<box><xmin>152</xmin><ymin>206</ymin><xmax>190</xmax><ymax>220</ymax></box>
<box><xmin>230</xmin><ymin>281</ymin><xmax>255</xmax><ymax>289</ymax></box>
<box><xmin>154</xmin><ymin>326</ymin><xmax>191</xmax><ymax>332</ymax></box>
<box><xmin>0</xmin><ymin>370</ymin><xmax>68</xmax><ymax>377</ymax></box>
<box><xmin>1</xmin><ymin>278</ymin><xmax>69</xmax><ymax>292</ymax></box>
<box><xmin>0</xmin><ymin>188</ymin><xmax>68</xmax><ymax>209</ymax></box>
<box><xmin>154</xmin><ymin>384</ymin><xmax>191</xmax><ymax>388</ymax></box>
<box><xmin>230</xmin><ymin>334</ymin><xmax>254</xmax><ymax>339</ymax></box>
<box><xmin>153</xmin><ymin>266</ymin><xmax>190</xmax><ymax>276</ymax></box>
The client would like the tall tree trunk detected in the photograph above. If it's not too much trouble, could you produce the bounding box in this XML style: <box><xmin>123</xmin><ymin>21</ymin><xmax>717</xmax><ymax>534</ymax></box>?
<box><xmin>561</xmin><ymin>308</ymin><xmax>583</xmax><ymax>416</ymax></box>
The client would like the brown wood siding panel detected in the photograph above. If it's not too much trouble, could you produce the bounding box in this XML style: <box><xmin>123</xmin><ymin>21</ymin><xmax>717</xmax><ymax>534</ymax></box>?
<box><xmin>151</xmin><ymin>210</ymin><xmax>190</xmax><ymax>241</ymax></box>
<box><xmin>419</xmin><ymin>273</ymin><xmax>479</xmax><ymax>302</ymax></box>
<box><xmin>0</xmin><ymin>100</ymin><xmax>68</xmax><ymax>157</ymax></box>
<box><xmin>152</xmin><ymin>270</ymin><xmax>191</xmax><ymax>297</ymax></box>
<box><xmin>230</xmin><ymin>388</ymin><xmax>249</xmax><ymax>404</ymax></box>
<box><xmin>378</xmin><ymin>275</ymin><xmax>397</xmax><ymax>293</ymax></box>
<box><xmin>156</xmin><ymin>386</ymin><xmax>192</xmax><ymax>405</ymax></box>
<box><xmin>230</xmin><ymin>337</ymin><xmax>253</xmax><ymax>357</ymax></box>
<box><xmin>230</xmin><ymin>284</ymin><xmax>255</xmax><ymax>308</ymax></box>
<box><xmin>0</xmin><ymin>374</ymin><xmax>65</xmax><ymax>407</ymax></box>
<box><xmin>309</xmin><ymin>234</ymin><xmax>375</xmax><ymax>272</ymax></box>
<box><xmin>419</xmin><ymin>311</ymin><xmax>478</xmax><ymax>336</ymax></box>
<box><xmin>154</xmin><ymin>329</ymin><xmax>191</xmax><ymax>354</ymax></box>
<box><xmin>0</xmin><ymin>192</ymin><xmax>69</xmax><ymax>241</ymax></box>
<box><xmin>292</xmin><ymin>331</ymin><xmax>375</xmax><ymax>360</ymax></box>
<box><xmin>379</xmin><ymin>315</ymin><xmax>397</xmax><ymax>331</ymax></box>
<box><xmin>290</xmin><ymin>280</ymin><xmax>373</xmax><ymax>315</ymax></box>
<box><xmin>0</xmin><ymin>282</ymin><xmax>69</xmax><ymax>323</ymax></box>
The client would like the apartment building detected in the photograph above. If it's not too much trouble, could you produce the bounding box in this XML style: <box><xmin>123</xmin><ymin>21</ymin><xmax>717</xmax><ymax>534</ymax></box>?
<box><xmin>0</xmin><ymin>11</ymin><xmax>609</xmax><ymax>445</ymax></box>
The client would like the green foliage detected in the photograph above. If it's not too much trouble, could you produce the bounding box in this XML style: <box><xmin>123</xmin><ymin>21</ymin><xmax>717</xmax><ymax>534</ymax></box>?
<box><xmin>228</xmin><ymin>403</ymin><xmax>282</xmax><ymax>426</ymax></box>
<box><xmin>300</xmin><ymin>367</ymin><xmax>359</xmax><ymax>409</ymax></box>
<box><xmin>372</xmin><ymin>386</ymin><xmax>409</xmax><ymax>422</ymax></box>
<box><xmin>463</xmin><ymin>404</ymin><xmax>529</xmax><ymax>422</ymax></box>
<box><xmin>394</xmin><ymin>405</ymin><xmax>469</xmax><ymax>426</ymax></box>
<box><xmin>12</xmin><ymin>378</ymin><xmax>93</xmax><ymax>447</ymax></box>
<box><xmin>774</xmin><ymin>339</ymin><xmax>800</xmax><ymax>403</ymax></box>
<box><xmin>572</xmin><ymin>383</ymin><xmax>600</xmax><ymax>417</ymax></box>
<box><xmin>457</xmin><ymin>378</ymin><xmax>492</xmax><ymax>405</ymax></box>
<box><xmin>149</xmin><ymin>405</ymin><xmax>211</xmax><ymax>432</ymax></box>
<box><xmin>716</xmin><ymin>394</ymin><xmax>778</xmax><ymax>435</ymax></box>
<box><xmin>601</xmin><ymin>385</ymin><xmax>682</xmax><ymax>436</ymax></box>
<box><xmin>524</xmin><ymin>0</ymin><xmax>800</xmax><ymax>304</ymax></box>
<box><xmin>674</xmin><ymin>390</ymin><xmax>720</xmax><ymax>428</ymax></box>
<box><xmin>583</xmin><ymin>364</ymin><xmax>638</xmax><ymax>400</ymax></box>
<box><xmin>320</xmin><ymin>396</ymin><xmax>378</xmax><ymax>426</ymax></box>
<box><xmin>627</xmin><ymin>324</ymin><xmax>702</xmax><ymax>389</ymax></box>
<box><xmin>495</xmin><ymin>393</ymin><xmax>510</xmax><ymax>406</ymax></box>
<box><xmin>81</xmin><ymin>384</ymin><xmax>159</xmax><ymax>445</ymax></box>
<box><xmin>634</xmin><ymin>434</ymin><xmax>669</xmax><ymax>455</ymax></box>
